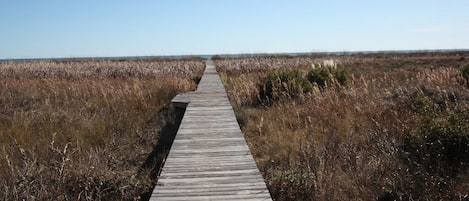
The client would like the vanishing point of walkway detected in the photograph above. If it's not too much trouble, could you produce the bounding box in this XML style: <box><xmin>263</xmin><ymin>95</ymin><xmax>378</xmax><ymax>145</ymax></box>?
<box><xmin>150</xmin><ymin>61</ymin><xmax>272</xmax><ymax>200</ymax></box>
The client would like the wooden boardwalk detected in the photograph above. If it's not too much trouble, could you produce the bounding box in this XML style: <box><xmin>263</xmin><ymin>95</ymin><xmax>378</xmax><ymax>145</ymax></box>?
<box><xmin>150</xmin><ymin>61</ymin><xmax>272</xmax><ymax>200</ymax></box>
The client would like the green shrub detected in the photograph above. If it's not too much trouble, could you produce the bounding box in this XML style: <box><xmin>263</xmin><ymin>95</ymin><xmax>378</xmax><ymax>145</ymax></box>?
<box><xmin>461</xmin><ymin>64</ymin><xmax>469</xmax><ymax>87</ymax></box>
<box><xmin>307</xmin><ymin>67</ymin><xmax>350</xmax><ymax>88</ymax></box>
<box><xmin>333</xmin><ymin>68</ymin><xmax>351</xmax><ymax>86</ymax></box>
<box><xmin>259</xmin><ymin>70</ymin><xmax>312</xmax><ymax>105</ymax></box>
<box><xmin>307</xmin><ymin>68</ymin><xmax>329</xmax><ymax>88</ymax></box>
<box><xmin>402</xmin><ymin>99</ymin><xmax>469</xmax><ymax>175</ymax></box>
<box><xmin>258</xmin><ymin>67</ymin><xmax>351</xmax><ymax>105</ymax></box>
<box><xmin>407</xmin><ymin>112</ymin><xmax>469</xmax><ymax>172</ymax></box>
<box><xmin>410</xmin><ymin>91</ymin><xmax>435</xmax><ymax>115</ymax></box>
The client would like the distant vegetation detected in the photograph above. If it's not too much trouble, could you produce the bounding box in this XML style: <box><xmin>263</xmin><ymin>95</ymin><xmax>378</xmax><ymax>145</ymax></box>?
<box><xmin>0</xmin><ymin>59</ymin><xmax>205</xmax><ymax>200</ymax></box>
<box><xmin>215</xmin><ymin>52</ymin><xmax>469</xmax><ymax>200</ymax></box>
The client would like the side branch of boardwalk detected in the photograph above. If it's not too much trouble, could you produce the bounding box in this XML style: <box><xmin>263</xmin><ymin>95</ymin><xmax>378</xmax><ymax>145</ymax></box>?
<box><xmin>150</xmin><ymin>61</ymin><xmax>272</xmax><ymax>200</ymax></box>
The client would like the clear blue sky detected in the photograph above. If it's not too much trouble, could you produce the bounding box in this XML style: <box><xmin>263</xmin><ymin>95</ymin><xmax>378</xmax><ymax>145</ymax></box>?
<box><xmin>1</xmin><ymin>0</ymin><xmax>468</xmax><ymax>59</ymax></box>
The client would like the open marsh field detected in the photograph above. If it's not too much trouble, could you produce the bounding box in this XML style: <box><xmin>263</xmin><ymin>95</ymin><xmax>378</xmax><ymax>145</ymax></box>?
<box><xmin>2</xmin><ymin>52</ymin><xmax>469</xmax><ymax>200</ymax></box>
<box><xmin>215</xmin><ymin>52</ymin><xmax>469</xmax><ymax>200</ymax></box>
<box><xmin>0</xmin><ymin>59</ymin><xmax>205</xmax><ymax>200</ymax></box>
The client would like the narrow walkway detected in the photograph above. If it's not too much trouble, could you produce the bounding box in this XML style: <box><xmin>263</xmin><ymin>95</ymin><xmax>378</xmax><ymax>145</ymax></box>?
<box><xmin>150</xmin><ymin>61</ymin><xmax>272</xmax><ymax>200</ymax></box>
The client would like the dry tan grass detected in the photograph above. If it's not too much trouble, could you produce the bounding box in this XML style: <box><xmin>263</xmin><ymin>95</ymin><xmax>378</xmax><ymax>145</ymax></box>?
<box><xmin>215</xmin><ymin>53</ymin><xmax>469</xmax><ymax>200</ymax></box>
<box><xmin>0</xmin><ymin>59</ymin><xmax>204</xmax><ymax>200</ymax></box>
<box><xmin>0</xmin><ymin>59</ymin><xmax>201</xmax><ymax>78</ymax></box>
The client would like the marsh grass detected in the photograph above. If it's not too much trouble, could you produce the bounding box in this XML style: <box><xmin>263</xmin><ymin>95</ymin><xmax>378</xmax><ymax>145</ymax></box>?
<box><xmin>215</xmin><ymin>53</ymin><xmax>469</xmax><ymax>200</ymax></box>
<box><xmin>0</xmin><ymin>59</ymin><xmax>204</xmax><ymax>200</ymax></box>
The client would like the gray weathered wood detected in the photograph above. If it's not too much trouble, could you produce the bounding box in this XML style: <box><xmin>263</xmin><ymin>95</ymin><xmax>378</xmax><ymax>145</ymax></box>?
<box><xmin>150</xmin><ymin>61</ymin><xmax>272</xmax><ymax>200</ymax></box>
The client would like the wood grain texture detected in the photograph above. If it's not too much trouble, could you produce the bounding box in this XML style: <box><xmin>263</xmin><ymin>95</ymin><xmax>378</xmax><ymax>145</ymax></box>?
<box><xmin>150</xmin><ymin>61</ymin><xmax>272</xmax><ymax>200</ymax></box>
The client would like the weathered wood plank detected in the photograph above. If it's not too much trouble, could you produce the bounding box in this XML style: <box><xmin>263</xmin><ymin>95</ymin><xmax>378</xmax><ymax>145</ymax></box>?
<box><xmin>150</xmin><ymin>60</ymin><xmax>271</xmax><ymax>200</ymax></box>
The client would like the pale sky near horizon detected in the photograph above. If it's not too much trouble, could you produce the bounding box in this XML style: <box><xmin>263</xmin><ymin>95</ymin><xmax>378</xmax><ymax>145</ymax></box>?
<box><xmin>1</xmin><ymin>0</ymin><xmax>468</xmax><ymax>59</ymax></box>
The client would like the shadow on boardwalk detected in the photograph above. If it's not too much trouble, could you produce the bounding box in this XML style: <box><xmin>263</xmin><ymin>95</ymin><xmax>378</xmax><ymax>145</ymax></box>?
<box><xmin>139</xmin><ymin>104</ymin><xmax>186</xmax><ymax>201</ymax></box>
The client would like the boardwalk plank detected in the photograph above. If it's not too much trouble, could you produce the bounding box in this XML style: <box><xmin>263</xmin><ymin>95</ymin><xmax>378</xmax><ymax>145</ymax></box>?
<box><xmin>150</xmin><ymin>61</ymin><xmax>271</xmax><ymax>200</ymax></box>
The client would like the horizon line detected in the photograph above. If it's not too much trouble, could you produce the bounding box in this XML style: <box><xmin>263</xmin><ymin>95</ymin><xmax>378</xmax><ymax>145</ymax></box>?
<box><xmin>2</xmin><ymin>48</ymin><xmax>469</xmax><ymax>62</ymax></box>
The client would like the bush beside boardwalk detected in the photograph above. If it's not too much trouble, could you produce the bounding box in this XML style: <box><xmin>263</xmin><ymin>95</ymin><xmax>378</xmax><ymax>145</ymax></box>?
<box><xmin>215</xmin><ymin>52</ymin><xmax>469</xmax><ymax>200</ymax></box>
